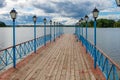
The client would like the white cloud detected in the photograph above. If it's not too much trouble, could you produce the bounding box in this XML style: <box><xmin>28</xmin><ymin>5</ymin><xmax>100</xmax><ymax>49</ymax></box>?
<box><xmin>0</xmin><ymin>0</ymin><xmax>119</xmax><ymax>25</ymax></box>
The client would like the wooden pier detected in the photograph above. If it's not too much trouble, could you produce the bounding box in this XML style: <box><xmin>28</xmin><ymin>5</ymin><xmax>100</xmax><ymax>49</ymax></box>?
<box><xmin>0</xmin><ymin>34</ymin><xmax>105</xmax><ymax>80</ymax></box>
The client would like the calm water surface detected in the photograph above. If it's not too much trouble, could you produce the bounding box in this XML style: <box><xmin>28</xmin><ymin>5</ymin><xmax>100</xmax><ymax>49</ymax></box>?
<box><xmin>0</xmin><ymin>27</ymin><xmax>49</xmax><ymax>49</ymax></box>
<box><xmin>64</xmin><ymin>27</ymin><xmax>120</xmax><ymax>65</ymax></box>
<box><xmin>0</xmin><ymin>27</ymin><xmax>120</xmax><ymax>65</ymax></box>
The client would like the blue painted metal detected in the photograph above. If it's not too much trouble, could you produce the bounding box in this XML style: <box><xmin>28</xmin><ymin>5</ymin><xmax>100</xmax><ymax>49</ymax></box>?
<box><xmin>75</xmin><ymin>25</ymin><xmax>76</xmax><ymax>35</ymax></box>
<box><xmin>94</xmin><ymin>18</ymin><xmax>97</xmax><ymax>69</ymax></box>
<box><xmin>54</xmin><ymin>23</ymin><xmax>55</xmax><ymax>42</ymax></box>
<box><xmin>56</xmin><ymin>26</ymin><xmax>59</xmax><ymax>38</ymax></box>
<box><xmin>44</xmin><ymin>23</ymin><xmax>46</xmax><ymax>46</ymax></box>
<box><xmin>55</xmin><ymin>25</ymin><xmax>58</xmax><ymax>38</ymax></box>
<box><xmin>56</xmin><ymin>24</ymin><xmax>57</xmax><ymax>38</ymax></box>
<box><xmin>13</xmin><ymin>19</ymin><xmax>16</xmax><ymax>68</ymax></box>
<box><xmin>76</xmin><ymin>33</ymin><xmax>120</xmax><ymax>80</ymax></box>
<box><xmin>78</xmin><ymin>25</ymin><xmax>80</xmax><ymax>37</ymax></box>
<box><xmin>50</xmin><ymin>23</ymin><xmax>52</xmax><ymax>42</ymax></box>
<box><xmin>80</xmin><ymin>23</ymin><xmax>83</xmax><ymax>46</ymax></box>
<box><xmin>59</xmin><ymin>26</ymin><xmax>60</xmax><ymax>38</ymax></box>
<box><xmin>75</xmin><ymin>26</ymin><xmax>77</xmax><ymax>36</ymax></box>
<box><xmin>85</xmin><ymin>21</ymin><xmax>88</xmax><ymax>53</ymax></box>
<box><xmin>34</xmin><ymin>22</ymin><xmax>36</xmax><ymax>53</ymax></box>
<box><xmin>81</xmin><ymin>23</ymin><xmax>83</xmax><ymax>37</ymax></box>
<box><xmin>0</xmin><ymin>34</ymin><xmax>51</xmax><ymax>70</ymax></box>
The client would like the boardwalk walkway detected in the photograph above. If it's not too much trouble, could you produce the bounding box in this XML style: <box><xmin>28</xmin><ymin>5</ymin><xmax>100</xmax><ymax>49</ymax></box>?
<box><xmin>0</xmin><ymin>34</ymin><xmax>105</xmax><ymax>80</ymax></box>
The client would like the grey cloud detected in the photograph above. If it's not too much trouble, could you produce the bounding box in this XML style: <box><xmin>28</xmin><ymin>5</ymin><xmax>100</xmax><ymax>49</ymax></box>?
<box><xmin>0</xmin><ymin>0</ymin><xmax>6</xmax><ymax>7</ymax></box>
<box><xmin>32</xmin><ymin>1</ymin><xmax>95</xmax><ymax>18</ymax></box>
<box><xmin>33</xmin><ymin>3</ymin><xmax>56</xmax><ymax>13</ymax></box>
<box><xmin>11</xmin><ymin>0</ymin><xmax>18</xmax><ymax>1</ymax></box>
<box><xmin>52</xmin><ymin>1</ymin><xmax>93</xmax><ymax>18</ymax></box>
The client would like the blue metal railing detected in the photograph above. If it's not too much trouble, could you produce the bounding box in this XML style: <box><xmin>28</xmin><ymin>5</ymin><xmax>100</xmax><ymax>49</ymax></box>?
<box><xmin>0</xmin><ymin>34</ymin><xmax>51</xmax><ymax>70</ymax></box>
<box><xmin>76</xmin><ymin>34</ymin><xmax>120</xmax><ymax>80</ymax></box>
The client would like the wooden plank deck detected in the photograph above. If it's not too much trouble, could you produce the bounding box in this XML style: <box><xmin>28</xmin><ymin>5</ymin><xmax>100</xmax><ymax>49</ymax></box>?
<box><xmin>0</xmin><ymin>34</ymin><xmax>105</xmax><ymax>80</ymax></box>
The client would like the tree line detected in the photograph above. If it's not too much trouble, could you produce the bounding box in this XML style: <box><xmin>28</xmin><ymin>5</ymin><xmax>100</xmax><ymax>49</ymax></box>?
<box><xmin>0</xmin><ymin>21</ymin><xmax>6</xmax><ymax>27</ymax></box>
<box><xmin>1</xmin><ymin>19</ymin><xmax>120</xmax><ymax>27</ymax></box>
<box><xmin>85</xmin><ymin>19</ymin><xmax>120</xmax><ymax>28</ymax></box>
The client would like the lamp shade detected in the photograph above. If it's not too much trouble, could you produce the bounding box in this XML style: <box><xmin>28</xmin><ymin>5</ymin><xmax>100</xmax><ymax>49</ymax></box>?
<box><xmin>81</xmin><ymin>18</ymin><xmax>83</xmax><ymax>22</ymax></box>
<box><xmin>10</xmin><ymin>8</ymin><xmax>17</xmax><ymax>19</ymax></box>
<box><xmin>85</xmin><ymin>15</ymin><xmax>89</xmax><ymax>21</ymax></box>
<box><xmin>44</xmin><ymin>18</ymin><xmax>47</xmax><ymax>24</ymax></box>
<box><xmin>92</xmin><ymin>7</ymin><xmax>99</xmax><ymax>18</ymax></box>
<box><xmin>50</xmin><ymin>20</ymin><xmax>52</xmax><ymax>24</ymax></box>
<box><xmin>54</xmin><ymin>22</ymin><xmax>55</xmax><ymax>25</ymax></box>
<box><xmin>116</xmin><ymin>0</ymin><xmax>120</xmax><ymax>6</ymax></box>
<box><xmin>33</xmin><ymin>15</ymin><xmax>37</xmax><ymax>23</ymax></box>
<box><xmin>79</xmin><ymin>19</ymin><xmax>81</xmax><ymax>24</ymax></box>
<box><xmin>59</xmin><ymin>23</ymin><xmax>61</xmax><ymax>25</ymax></box>
<box><xmin>56</xmin><ymin>22</ymin><xmax>59</xmax><ymax>25</ymax></box>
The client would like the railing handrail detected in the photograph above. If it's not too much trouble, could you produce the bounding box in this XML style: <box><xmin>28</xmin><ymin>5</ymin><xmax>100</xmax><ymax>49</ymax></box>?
<box><xmin>86</xmin><ymin>39</ymin><xmax>120</xmax><ymax>70</ymax></box>
<box><xmin>0</xmin><ymin>34</ymin><xmax>50</xmax><ymax>52</ymax></box>
<box><xmin>76</xmin><ymin>33</ymin><xmax>120</xmax><ymax>79</ymax></box>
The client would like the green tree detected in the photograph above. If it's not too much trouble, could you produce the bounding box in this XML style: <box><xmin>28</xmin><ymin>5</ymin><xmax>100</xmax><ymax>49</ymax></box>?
<box><xmin>0</xmin><ymin>21</ymin><xmax>6</xmax><ymax>27</ymax></box>
<box><xmin>88</xmin><ymin>20</ymin><xmax>94</xmax><ymax>27</ymax></box>
<box><xmin>96</xmin><ymin>19</ymin><xmax>115</xmax><ymax>28</ymax></box>
<box><xmin>114</xmin><ymin>21</ymin><xmax>120</xmax><ymax>27</ymax></box>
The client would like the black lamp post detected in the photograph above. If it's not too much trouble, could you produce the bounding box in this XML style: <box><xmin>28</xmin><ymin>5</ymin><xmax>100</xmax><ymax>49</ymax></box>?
<box><xmin>116</xmin><ymin>0</ymin><xmax>120</xmax><ymax>6</ymax></box>
<box><xmin>50</xmin><ymin>20</ymin><xmax>52</xmax><ymax>42</ymax></box>
<box><xmin>92</xmin><ymin>7</ymin><xmax>99</xmax><ymax>69</ymax></box>
<box><xmin>43</xmin><ymin>18</ymin><xmax>47</xmax><ymax>46</ymax></box>
<box><xmin>10</xmin><ymin>8</ymin><xmax>17</xmax><ymax>68</ymax></box>
<box><xmin>85</xmin><ymin>15</ymin><xmax>89</xmax><ymax>53</ymax></box>
<box><xmin>33</xmin><ymin>15</ymin><xmax>37</xmax><ymax>53</ymax></box>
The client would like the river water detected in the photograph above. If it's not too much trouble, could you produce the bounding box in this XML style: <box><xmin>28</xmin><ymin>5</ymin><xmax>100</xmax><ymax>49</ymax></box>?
<box><xmin>0</xmin><ymin>27</ymin><xmax>120</xmax><ymax>65</ymax></box>
<box><xmin>64</xmin><ymin>27</ymin><xmax>120</xmax><ymax>65</ymax></box>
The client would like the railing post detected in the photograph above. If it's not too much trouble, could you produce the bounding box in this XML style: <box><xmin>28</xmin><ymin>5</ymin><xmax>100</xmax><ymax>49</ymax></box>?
<box><xmin>78</xmin><ymin>25</ymin><xmax>80</xmax><ymax>38</ymax></box>
<box><xmin>62</xmin><ymin>27</ymin><xmax>64</xmax><ymax>34</ymax></box>
<box><xmin>79</xmin><ymin>24</ymin><xmax>81</xmax><ymax>38</ymax></box>
<box><xmin>34</xmin><ymin>22</ymin><xmax>36</xmax><ymax>53</ymax></box>
<box><xmin>81</xmin><ymin>23</ymin><xmax>83</xmax><ymax>46</ymax></box>
<box><xmin>54</xmin><ymin>22</ymin><xmax>55</xmax><ymax>42</ymax></box>
<box><xmin>59</xmin><ymin>26</ymin><xmax>60</xmax><ymax>38</ymax></box>
<box><xmin>5</xmin><ymin>50</ymin><xmax>8</xmax><ymax>66</ymax></box>
<box><xmin>56</xmin><ymin>25</ymin><xmax>57</xmax><ymax>38</ymax></box>
<box><xmin>106</xmin><ymin>59</ymin><xmax>109</xmax><ymax>79</ymax></box>
<box><xmin>44</xmin><ymin>22</ymin><xmax>46</xmax><ymax>46</ymax></box>
<box><xmin>86</xmin><ymin>21</ymin><xmax>88</xmax><ymax>53</ymax></box>
<box><xmin>77</xmin><ymin>26</ymin><xmax>78</xmax><ymax>37</ymax></box>
<box><xmin>13</xmin><ymin>19</ymin><xmax>16</xmax><ymax>68</ymax></box>
<box><xmin>75</xmin><ymin>25</ymin><xmax>77</xmax><ymax>35</ymax></box>
<box><xmin>94</xmin><ymin>18</ymin><xmax>97</xmax><ymax>69</ymax></box>
<box><xmin>49</xmin><ymin>20</ymin><xmax>52</xmax><ymax>42</ymax></box>
<box><xmin>56</xmin><ymin>25</ymin><xmax>58</xmax><ymax>38</ymax></box>
<box><xmin>112</xmin><ymin>65</ymin><xmax>118</xmax><ymax>80</ymax></box>
<box><xmin>82</xmin><ymin>23</ymin><xmax>83</xmax><ymax>37</ymax></box>
<box><xmin>50</xmin><ymin>23</ymin><xmax>52</xmax><ymax>42</ymax></box>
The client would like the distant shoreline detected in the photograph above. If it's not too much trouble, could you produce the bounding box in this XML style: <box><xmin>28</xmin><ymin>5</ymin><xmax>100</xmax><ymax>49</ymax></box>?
<box><xmin>0</xmin><ymin>25</ymin><xmax>120</xmax><ymax>28</ymax></box>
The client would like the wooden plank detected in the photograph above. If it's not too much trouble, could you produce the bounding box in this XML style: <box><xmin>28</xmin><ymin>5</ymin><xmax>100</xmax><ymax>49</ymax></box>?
<box><xmin>65</xmin><ymin>40</ymin><xmax>71</xmax><ymax>80</ymax></box>
<box><xmin>10</xmin><ymin>46</ymin><xmax>51</xmax><ymax>80</ymax></box>
<box><xmin>27</xmin><ymin>41</ymin><xmax>62</xmax><ymax>80</ymax></box>
<box><xmin>74</xmin><ymin>41</ymin><xmax>80</xmax><ymax>80</ymax></box>
<box><xmin>1</xmin><ymin>34</ymin><xmax>105</xmax><ymax>80</ymax></box>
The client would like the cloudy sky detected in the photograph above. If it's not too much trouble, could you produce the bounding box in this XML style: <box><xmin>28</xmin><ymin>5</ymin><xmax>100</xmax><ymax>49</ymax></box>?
<box><xmin>0</xmin><ymin>0</ymin><xmax>119</xmax><ymax>25</ymax></box>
